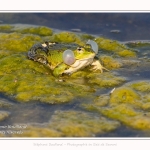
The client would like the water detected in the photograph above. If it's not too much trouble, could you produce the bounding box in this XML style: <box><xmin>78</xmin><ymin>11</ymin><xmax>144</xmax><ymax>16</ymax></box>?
<box><xmin>1</xmin><ymin>13</ymin><xmax>150</xmax><ymax>41</ymax></box>
<box><xmin>0</xmin><ymin>13</ymin><xmax>150</xmax><ymax>137</ymax></box>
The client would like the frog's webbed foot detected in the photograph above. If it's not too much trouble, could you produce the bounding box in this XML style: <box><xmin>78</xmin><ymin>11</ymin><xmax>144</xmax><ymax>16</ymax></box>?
<box><xmin>90</xmin><ymin>60</ymin><xmax>109</xmax><ymax>73</ymax></box>
<box><xmin>28</xmin><ymin>43</ymin><xmax>49</xmax><ymax>65</ymax></box>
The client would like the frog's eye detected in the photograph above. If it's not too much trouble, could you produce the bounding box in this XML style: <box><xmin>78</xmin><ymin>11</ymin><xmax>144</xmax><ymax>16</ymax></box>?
<box><xmin>77</xmin><ymin>47</ymin><xmax>84</xmax><ymax>53</ymax></box>
<box><xmin>86</xmin><ymin>40</ymin><xmax>98</xmax><ymax>54</ymax></box>
<box><xmin>63</xmin><ymin>49</ymin><xmax>75</xmax><ymax>65</ymax></box>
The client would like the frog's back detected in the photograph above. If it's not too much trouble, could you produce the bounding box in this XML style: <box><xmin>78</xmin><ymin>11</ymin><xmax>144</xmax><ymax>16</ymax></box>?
<box><xmin>46</xmin><ymin>43</ymin><xmax>79</xmax><ymax>68</ymax></box>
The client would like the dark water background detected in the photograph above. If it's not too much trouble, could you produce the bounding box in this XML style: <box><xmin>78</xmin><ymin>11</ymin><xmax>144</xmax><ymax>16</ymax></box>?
<box><xmin>0</xmin><ymin>13</ymin><xmax>150</xmax><ymax>137</ymax></box>
<box><xmin>1</xmin><ymin>13</ymin><xmax>150</xmax><ymax>41</ymax></box>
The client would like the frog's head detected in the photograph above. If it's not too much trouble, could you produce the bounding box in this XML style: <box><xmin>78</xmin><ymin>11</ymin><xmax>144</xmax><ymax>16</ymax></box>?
<box><xmin>63</xmin><ymin>40</ymin><xmax>98</xmax><ymax>66</ymax></box>
<box><xmin>52</xmin><ymin>40</ymin><xmax>99</xmax><ymax>77</ymax></box>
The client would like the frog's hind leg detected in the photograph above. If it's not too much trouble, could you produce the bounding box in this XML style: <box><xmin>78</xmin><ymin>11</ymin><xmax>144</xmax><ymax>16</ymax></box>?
<box><xmin>28</xmin><ymin>43</ymin><xmax>48</xmax><ymax>65</ymax></box>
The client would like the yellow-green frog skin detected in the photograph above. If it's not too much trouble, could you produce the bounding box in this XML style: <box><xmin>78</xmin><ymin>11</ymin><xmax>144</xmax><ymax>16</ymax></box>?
<box><xmin>28</xmin><ymin>41</ymin><xmax>107</xmax><ymax>77</ymax></box>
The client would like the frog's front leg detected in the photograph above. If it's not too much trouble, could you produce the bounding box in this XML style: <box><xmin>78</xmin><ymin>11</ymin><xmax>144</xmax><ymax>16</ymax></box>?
<box><xmin>91</xmin><ymin>59</ymin><xmax>109</xmax><ymax>73</ymax></box>
<box><xmin>53</xmin><ymin>63</ymin><xmax>69</xmax><ymax>77</ymax></box>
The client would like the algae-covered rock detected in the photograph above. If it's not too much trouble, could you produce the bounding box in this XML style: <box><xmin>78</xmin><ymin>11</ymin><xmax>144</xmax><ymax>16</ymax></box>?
<box><xmin>82</xmin><ymin>82</ymin><xmax>150</xmax><ymax>130</ymax></box>
<box><xmin>82</xmin><ymin>101</ymin><xmax>150</xmax><ymax>130</ymax></box>
<box><xmin>87</xmin><ymin>72</ymin><xmax>126</xmax><ymax>88</ymax></box>
<box><xmin>100</xmin><ymin>55</ymin><xmax>122</xmax><ymax>69</ymax></box>
<box><xmin>1</xmin><ymin>23</ymin><xmax>149</xmax><ymax>136</ymax></box>
<box><xmin>0</xmin><ymin>32</ymin><xmax>42</xmax><ymax>52</ymax></box>
<box><xmin>0</xmin><ymin>24</ymin><xmax>53</xmax><ymax>36</ymax></box>
<box><xmin>0</xmin><ymin>53</ymin><xmax>73</xmax><ymax>103</ymax></box>
<box><xmin>130</xmin><ymin>81</ymin><xmax>150</xmax><ymax>92</ymax></box>
<box><xmin>95</xmin><ymin>37</ymin><xmax>137</xmax><ymax>57</ymax></box>
<box><xmin>51</xmin><ymin>32</ymin><xmax>84</xmax><ymax>45</ymax></box>
<box><xmin>12</xmin><ymin>125</ymin><xmax>62</xmax><ymax>137</ymax></box>
<box><xmin>109</xmin><ymin>87</ymin><xmax>141</xmax><ymax>106</ymax></box>
<box><xmin>0</xmin><ymin>24</ymin><xmax>138</xmax><ymax>106</ymax></box>
<box><xmin>0</xmin><ymin>111</ymin><xmax>10</xmax><ymax>121</ymax></box>
<box><xmin>80</xmin><ymin>34</ymin><xmax>95</xmax><ymax>40</ymax></box>
<box><xmin>117</xmin><ymin>49</ymin><xmax>136</xmax><ymax>57</ymax></box>
<box><xmin>0</xmin><ymin>53</ymin><xmax>93</xmax><ymax>103</ymax></box>
<box><xmin>100</xmin><ymin>105</ymin><xmax>150</xmax><ymax>130</ymax></box>
<box><xmin>48</xmin><ymin>110</ymin><xmax>120</xmax><ymax>137</ymax></box>
<box><xmin>0</xmin><ymin>25</ymin><xmax>13</xmax><ymax>31</ymax></box>
<box><xmin>8</xmin><ymin>110</ymin><xmax>120</xmax><ymax>137</ymax></box>
<box><xmin>17</xmin><ymin>26</ymin><xmax>53</xmax><ymax>36</ymax></box>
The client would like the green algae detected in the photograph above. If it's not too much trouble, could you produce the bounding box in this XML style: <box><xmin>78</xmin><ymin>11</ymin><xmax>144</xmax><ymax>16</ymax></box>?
<box><xmin>0</xmin><ymin>111</ymin><xmax>10</xmax><ymax>121</ymax></box>
<box><xmin>0</xmin><ymin>25</ymin><xmax>13</xmax><ymax>31</ymax></box>
<box><xmin>95</xmin><ymin>37</ymin><xmax>137</xmax><ymax>57</ymax></box>
<box><xmin>117</xmin><ymin>49</ymin><xmax>136</xmax><ymax>57</ymax></box>
<box><xmin>48</xmin><ymin>110</ymin><xmax>120</xmax><ymax>137</ymax></box>
<box><xmin>82</xmin><ymin>102</ymin><xmax>150</xmax><ymax>130</ymax></box>
<box><xmin>99</xmin><ymin>105</ymin><xmax>150</xmax><ymax>130</ymax></box>
<box><xmin>100</xmin><ymin>55</ymin><xmax>122</xmax><ymax>69</ymax></box>
<box><xmin>0</xmin><ymin>53</ymin><xmax>93</xmax><ymax>103</ymax></box>
<box><xmin>0</xmin><ymin>24</ymin><xmax>53</xmax><ymax>36</ymax></box>
<box><xmin>12</xmin><ymin>125</ymin><xmax>62</xmax><ymax>137</ymax></box>
<box><xmin>110</xmin><ymin>87</ymin><xmax>141</xmax><ymax>106</ymax></box>
<box><xmin>8</xmin><ymin>110</ymin><xmax>120</xmax><ymax>137</ymax></box>
<box><xmin>0</xmin><ymin>24</ymin><xmax>145</xmax><ymax>133</ymax></box>
<box><xmin>82</xmin><ymin>82</ymin><xmax>150</xmax><ymax>130</ymax></box>
<box><xmin>80</xmin><ymin>34</ymin><xmax>95</xmax><ymax>40</ymax></box>
<box><xmin>17</xmin><ymin>26</ymin><xmax>53</xmax><ymax>36</ymax></box>
<box><xmin>51</xmin><ymin>32</ymin><xmax>84</xmax><ymax>45</ymax></box>
<box><xmin>0</xmin><ymin>33</ymin><xmax>42</xmax><ymax>52</ymax></box>
<box><xmin>0</xmin><ymin>50</ymin><xmax>14</xmax><ymax>59</ymax></box>
<box><xmin>87</xmin><ymin>72</ymin><xmax>126</xmax><ymax>88</ymax></box>
<box><xmin>93</xmin><ymin>94</ymin><xmax>110</xmax><ymax>107</ymax></box>
<box><xmin>130</xmin><ymin>81</ymin><xmax>150</xmax><ymax>92</ymax></box>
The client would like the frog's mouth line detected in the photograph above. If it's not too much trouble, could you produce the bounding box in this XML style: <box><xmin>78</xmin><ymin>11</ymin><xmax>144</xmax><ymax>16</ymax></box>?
<box><xmin>70</xmin><ymin>57</ymin><xmax>94</xmax><ymax>68</ymax></box>
<box><xmin>75</xmin><ymin>53</ymin><xmax>95</xmax><ymax>61</ymax></box>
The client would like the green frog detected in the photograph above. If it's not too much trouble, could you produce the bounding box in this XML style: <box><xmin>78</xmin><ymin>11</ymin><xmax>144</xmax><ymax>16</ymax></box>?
<box><xmin>27</xmin><ymin>40</ymin><xmax>108</xmax><ymax>77</ymax></box>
